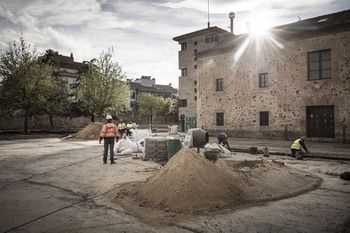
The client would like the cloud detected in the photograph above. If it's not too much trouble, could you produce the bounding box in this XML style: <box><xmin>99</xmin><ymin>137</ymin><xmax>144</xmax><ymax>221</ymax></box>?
<box><xmin>0</xmin><ymin>0</ymin><xmax>349</xmax><ymax>89</ymax></box>
<box><xmin>0</xmin><ymin>5</ymin><xmax>36</xmax><ymax>28</ymax></box>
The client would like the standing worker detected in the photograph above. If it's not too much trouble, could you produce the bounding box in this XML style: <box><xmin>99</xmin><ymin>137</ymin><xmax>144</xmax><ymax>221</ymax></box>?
<box><xmin>118</xmin><ymin>120</ymin><xmax>126</xmax><ymax>138</ymax></box>
<box><xmin>126</xmin><ymin>122</ymin><xmax>133</xmax><ymax>136</ymax></box>
<box><xmin>99</xmin><ymin>115</ymin><xmax>119</xmax><ymax>164</ymax></box>
<box><xmin>291</xmin><ymin>136</ymin><xmax>309</xmax><ymax>159</ymax></box>
<box><xmin>218</xmin><ymin>132</ymin><xmax>231</xmax><ymax>150</ymax></box>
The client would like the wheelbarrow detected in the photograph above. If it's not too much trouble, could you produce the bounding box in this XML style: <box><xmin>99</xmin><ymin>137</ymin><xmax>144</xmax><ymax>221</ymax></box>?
<box><xmin>204</xmin><ymin>148</ymin><xmax>221</xmax><ymax>161</ymax></box>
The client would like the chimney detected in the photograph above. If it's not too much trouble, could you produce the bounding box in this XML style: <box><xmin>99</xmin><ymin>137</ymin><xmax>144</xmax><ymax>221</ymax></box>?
<box><xmin>229</xmin><ymin>12</ymin><xmax>235</xmax><ymax>34</ymax></box>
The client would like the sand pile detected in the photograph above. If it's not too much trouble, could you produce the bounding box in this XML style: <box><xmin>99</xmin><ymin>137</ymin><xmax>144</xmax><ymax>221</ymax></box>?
<box><xmin>131</xmin><ymin>146</ymin><xmax>243</xmax><ymax>213</ymax></box>
<box><xmin>217</xmin><ymin>159</ymin><xmax>322</xmax><ymax>201</ymax></box>
<box><xmin>116</xmin><ymin>147</ymin><xmax>322</xmax><ymax>216</ymax></box>
<box><xmin>70</xmin><ymin>122</ymin><xmax>104</xmax><ymax>140</ymax></box>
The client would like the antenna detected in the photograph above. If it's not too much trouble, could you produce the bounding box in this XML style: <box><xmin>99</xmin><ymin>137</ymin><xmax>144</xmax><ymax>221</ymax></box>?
<box><xmin>207</xmin><ymin>0</ymin><xmax>210</xmax><ymax>28</ymax></box>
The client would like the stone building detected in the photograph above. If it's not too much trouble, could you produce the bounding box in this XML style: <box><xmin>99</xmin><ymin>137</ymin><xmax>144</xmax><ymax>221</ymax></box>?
<box><xmin>173</xmin><ymin>27</ymin><xmax>234</xmax><ymax>121</ymax></box>
<box><xmin>127</xmin><ymin>76</ymin><xmax>178</xmax><ymax>111</ymax></box>
<box><xmin>174</xmin><ymin>9</ymin><xmax>350</xmax><ymax>142</ymax></box>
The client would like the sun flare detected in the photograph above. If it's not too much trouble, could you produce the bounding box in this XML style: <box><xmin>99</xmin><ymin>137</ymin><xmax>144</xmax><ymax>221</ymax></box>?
<box><xmin>247</xmin><ymin>14</ymin><xmax>272</xmax><ymax>37</ymax></box>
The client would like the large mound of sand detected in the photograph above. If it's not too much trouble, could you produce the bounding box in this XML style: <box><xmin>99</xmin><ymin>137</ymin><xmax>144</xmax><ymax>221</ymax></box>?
<box><xmin>117</xmin><ymin>146</ymin><xmax>322</xmax><ymax>215</ymax></box>
<box><xmin>132</xmin><ymin>146</ymin><xmax>243</xmax><ymax>213</ymax></box>
<box><xmin>70</xmin><ymin>122</ymin><xmax>104</xmax><ymax>140</ymax></box>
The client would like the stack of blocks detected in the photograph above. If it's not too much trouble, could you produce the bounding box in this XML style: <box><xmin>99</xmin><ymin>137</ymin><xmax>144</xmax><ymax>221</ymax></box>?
<box><xmin>144</xmin><ymin>137</ymin><xmax>168</xmax><ymax>160</ymax></box>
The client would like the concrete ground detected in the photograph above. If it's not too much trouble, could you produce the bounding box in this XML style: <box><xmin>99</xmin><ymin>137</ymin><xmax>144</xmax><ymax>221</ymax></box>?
<box><xmin>0</xmin><ymin>136</ymin><xmax>349</xmax><ymax>233</ymax></box>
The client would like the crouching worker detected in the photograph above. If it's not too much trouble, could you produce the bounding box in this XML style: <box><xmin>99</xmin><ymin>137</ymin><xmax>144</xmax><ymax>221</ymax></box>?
<box><xmin>218</xmin><ymin>132</ymin><xmax>231</xmax><ymax>150</ymax></box>
<box><xmin>99</xmin><ymin>115</ymin><xmax>119</xmax><ymax>164</ymax></box>
<box><xmin>291</xmin><ymin>136</ymin><xmax>309</xmax><ymax>160</ymax></box>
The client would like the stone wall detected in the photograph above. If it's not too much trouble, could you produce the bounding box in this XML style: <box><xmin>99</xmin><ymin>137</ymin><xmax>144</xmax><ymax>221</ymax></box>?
<box><xmin>197</xmin><ymin>31</ymin><xmax>350</xmax><ymax>142</ymax></box>
<box><xmin>0</xmin><ymin>115</ymin><xmax>91</xmax><ymax>131</ymax></box>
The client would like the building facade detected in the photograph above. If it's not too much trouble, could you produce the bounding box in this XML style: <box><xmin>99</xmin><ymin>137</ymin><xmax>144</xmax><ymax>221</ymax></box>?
<box><xmin>54</xmin><ymin>53</ymin><xmax>83</xmax><ymax>85</ymax></box>
<box><xmin>173</xmin><ymin>27</ymin><xmax>233</xmax><ymax>121</ymax></box>
<box><xmin>127</xmin><ymin>76</ymin><xmax>178</xmax><ymax>111</ymax></box>
<box><xmin>175</xmin><ymin>9</ymin><xmax>350</xmax><ymax>142</ymax></box>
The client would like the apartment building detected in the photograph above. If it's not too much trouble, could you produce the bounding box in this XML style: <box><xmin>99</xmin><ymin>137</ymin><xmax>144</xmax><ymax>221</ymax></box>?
<box><xmin>54</xmin><ymin>53</ymin><xmax>83</xmax><ymax>85</ymax></box>
<box><xmin>127</xmin><ymin>76</ymin><xmax>178</xmax><ymax>111</ymax></box>
<box><xmin>174</xmin><ymin>9</ymin><xmax>350</xmax><ymax>142</ymax></box>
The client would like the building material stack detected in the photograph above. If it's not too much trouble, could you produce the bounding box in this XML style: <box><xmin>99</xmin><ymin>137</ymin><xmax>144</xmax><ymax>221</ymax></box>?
<box><xmin>144</xmin><ymin>137</ymin><xmax>168</xmax><ymax>160</ymax></box>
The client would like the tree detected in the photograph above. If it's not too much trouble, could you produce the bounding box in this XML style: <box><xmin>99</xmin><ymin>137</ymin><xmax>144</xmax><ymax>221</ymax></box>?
<box><xmin>75</xmin><ymin>47</ymin><xmax>129</xmax><ymax>122</ymax></box>
<box><xmin>154</xmin><ymin>96</ymin><xmax>173</xmax><ymax>122</ymax></box>
<box><xmin>134</xmin><ymin>93</ymin><xmax>172</xmax><ymax>128</ymax></box>
<box><xmin>38</xmin><ymin>49</ymin><xmax>70</xmax><ymax>127</ymax></box>
<box><xmin>0</xmin><ymin>35</ymin><xmax>56</xmax><ymax>133</ymax></box>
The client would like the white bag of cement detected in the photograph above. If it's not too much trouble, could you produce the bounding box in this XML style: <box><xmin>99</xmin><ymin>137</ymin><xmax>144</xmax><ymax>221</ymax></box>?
<box><xmin>120</xmin><ymin>148</ymin><xmax>133</xmax><ymax>155</ymax></box>
<box><xmin>205</xmin><ymin>143</ymin><xmax>231</xmax><ymax>158</ymax></box>
<box><xmin>131</xmin><ymin>129</ymin><xmax>152</xmax><ymax>142</ymax></box>
<box><xmin>136</xmin><ymin>139</ymin><xmax>145</xmax><ymax>153</ymax></box>
<box><xmin>115</xmin><ymin>137</ymin><xmax>138</xmax><ymax>153</ymax></box>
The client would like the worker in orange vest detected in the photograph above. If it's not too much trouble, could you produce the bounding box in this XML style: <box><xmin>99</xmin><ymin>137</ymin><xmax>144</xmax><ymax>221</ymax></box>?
<box><xmin>99</xmin><ymin>115</ymin><xmax>119</xmax><ymax>164</ymax></box>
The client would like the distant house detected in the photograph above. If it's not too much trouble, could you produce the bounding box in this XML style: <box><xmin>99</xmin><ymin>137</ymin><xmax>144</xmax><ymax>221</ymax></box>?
<box><xmin>54</xmin><ymin>53</ymin><xmax>84</xmax><ymax>85</ymax></box>
<box><xmin>127</xmin><ymin>76</ymin><xmax>178</xmax><ymax>111</ymax></box>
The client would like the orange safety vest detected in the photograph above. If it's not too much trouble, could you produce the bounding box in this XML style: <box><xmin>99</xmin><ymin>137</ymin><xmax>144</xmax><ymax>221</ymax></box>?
<box><xmin>100</xmin><ymin>123</ymin><xmax>119</xmax><ymax>138</ymax></box>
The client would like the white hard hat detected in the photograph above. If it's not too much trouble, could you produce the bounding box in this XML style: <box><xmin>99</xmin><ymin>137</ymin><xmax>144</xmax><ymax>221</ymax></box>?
<box><xmin>106</xmin><ymin>115</ymin><xmax>112</xmax><ymax>120</ymax></box>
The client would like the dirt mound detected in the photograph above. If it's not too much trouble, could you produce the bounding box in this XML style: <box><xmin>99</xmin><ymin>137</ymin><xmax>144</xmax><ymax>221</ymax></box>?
<box><xmin>115</xmin><ymin>147</ymin><xmax>322</xmax><ymax>216</ymax></box>
<box><xmin>130</xmin><ymin>146</ymin><xmax>243</xmax><ymax>214</ymax></box>
<box><xmin>70</xmin><ymin>122</ymin><xmax>104</xmax><ymax>140</ymax></box>
<box><xmin>217</xmin><ymin>159</ymin><xmax>322</xmax><ymax>201</ymax></box>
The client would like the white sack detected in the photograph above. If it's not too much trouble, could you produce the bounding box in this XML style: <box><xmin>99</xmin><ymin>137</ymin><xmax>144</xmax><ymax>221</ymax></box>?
<box><xmin>115</xmin><ymin>137</ymin><xmax>138</xmax><ymax>153</ymax></box>
<box><xmin>131</xmin><ymin>129</ymin><xmax>152</xmax><ymax>142</ymax></box>
<box><xmin>120</xmin><ymin>148</ymin><xmax>133</xmax><ymax>155</ymax></box>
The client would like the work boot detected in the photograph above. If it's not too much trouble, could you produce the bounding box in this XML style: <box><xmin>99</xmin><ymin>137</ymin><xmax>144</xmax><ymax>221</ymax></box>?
<box><xmin>111</xmin><ymin>161</ymin><xmax>116</xmax><ymax>164</ymax></box>
<box><xmin>103</xmin><ymin>161</ymin><xmax>107</xmax><ymax>164</ymax></box>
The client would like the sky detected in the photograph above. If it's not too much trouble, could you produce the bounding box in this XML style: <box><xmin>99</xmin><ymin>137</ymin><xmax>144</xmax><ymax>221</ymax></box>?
<box><xmin>0</xmin><ymin>0</ymin><xmax>349</xmax><ymax>88</ymax></box>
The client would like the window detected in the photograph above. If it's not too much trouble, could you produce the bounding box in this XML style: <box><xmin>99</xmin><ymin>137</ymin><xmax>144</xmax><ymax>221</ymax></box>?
<box><xmin>216</xmin><ymin>78</ymin><xmax>223</xmax><ymax>91</ymax></box>
<box><xmin>216</xmin><ymin>113</ymin><xmax>224</xmax><ymax>126</ymax></box>
<box><xmin>194</xmin><ymin>96</ymin><xmax>197</xmax><ymax>101</ymax></box>
<box><xmin>179</xmin><ymin>99</ymin><xmax>187</xmax><ymax>107</ymax></box>
<box><xmin>65</xmin><ymin>68</ymin><xmax>77</xmax><ymax>74</ymax></box>
<box><xmin>259</xmin><ymin>73</ymin><xmax>268</xmax><ymax>87</ymax></box>
<box><xmin>259</xmin><ymin>111</ymin><xmax>269</xmax><ymax>126</ymax></box>
<box><xmin>194</xmin><ymin>57</ymin><xmax>197</xmax><ymax>61</ymax></box>
<box><xmin>194</xmin><ymin>41</ymin><xmax>197</xmax><ymax>46</ymax></box>
<box><xmin>308</xmin><ymin>49</ymin><xmax>331</xmax><ymax>80</ymax></box>
<box><xmin>181</xmin><ymin>68</ymin><xmax>187</xmax><ymax>76</ymax></box>
<box><xmin>206</xmin><ymin>34</ymin><xmax>219</xmax><ymax>43</ymax></box>
<box><xmin>194</xmin><ymin>88</ymin><xmax>197</xmax><ymax>93</ymax></box>
<box><xmin>194</xmin><ymin>80</ymin><xmax>197</xmax><ymax>85</ymax></box>
<box><xmin>181</xmin><ymin>42</ymin><xmax>187</xmax><ymax>51</ymax></box>
<box><xmin>194</xmin><ymin>49</ymin><xmax>197</xmax><ymax>55</ymax></box>
<box><xmin>194</xmin><ymin>65</ymin><xmax>197</xmax><ymax>69</ymax></box>
<box><xmin>130</xmin><ymin>92</ymin><xmax>136</xmax><ymax>99</ymax></box>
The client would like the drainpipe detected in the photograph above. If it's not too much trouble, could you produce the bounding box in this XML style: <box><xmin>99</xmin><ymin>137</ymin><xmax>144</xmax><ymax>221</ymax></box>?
<box><xmin>285</xmin><ymin>125</ymin><xmax>288</xmax><ymax>141</ymax></box>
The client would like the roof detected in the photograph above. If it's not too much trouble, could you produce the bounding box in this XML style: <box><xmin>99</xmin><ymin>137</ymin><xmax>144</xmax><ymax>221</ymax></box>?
<box><xmin>270</xmin><ymin>9</ymin><xmax>350</xmax><ymax>39</ymax></box>
<box><xmin>173</xmin><ymin>26</ymin><xmax>232</xmax><ymax>41</ymax></box>
<box><xmin>128</xmin><ymin>81</ymin><xmax>178</xmax><ymax>94</ymax></box>
<box><xmin>55</xmin><ymin>54</ymin><xmax>84</xmax><ymax>70</ymax></box>
<box><xmin>197</xmin><ymin>9</ymin><xmax>350</xmax><ymax>58</ymax></box>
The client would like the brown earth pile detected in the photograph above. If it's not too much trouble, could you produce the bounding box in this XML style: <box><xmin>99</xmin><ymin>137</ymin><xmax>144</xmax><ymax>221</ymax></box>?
<box><xmin>118</xmin><ymin>146</ymin><xmax>322</xmax><ymax>215</ymax></box>
<box><xmin>131</xmin><ymin>146</ymin><xmax>243</xmax><ymax>214</ymax></box>
<box><xmin>217</xmin><ymin>159</ymin><xmax>322</xmax><ymax>201</ymax></box>
<box><xmin>70</xmin><ymin>122</ymin><xmax>104</xmax><ymax>140</ymax></box>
